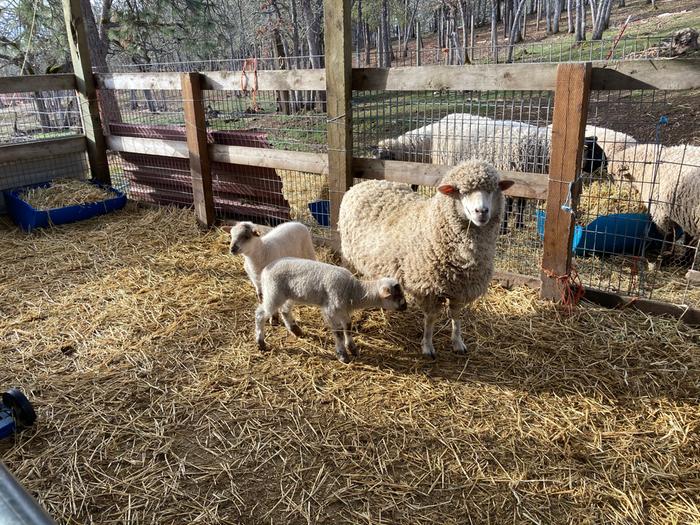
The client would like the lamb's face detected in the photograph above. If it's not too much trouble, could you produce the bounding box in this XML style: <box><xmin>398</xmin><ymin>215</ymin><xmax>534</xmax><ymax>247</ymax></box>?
<box><xmin>438</xmin><ymin>179</ymin><xmax>515</xmax><ymax>227</ymax></box>
<box><xmin>229</xmin><ymin>222</ymin><xmax>261</xmax><ymax>255</ymax></box>
<box><xmin>377</xmin><ymin>278</ymin><xmax>407</xmax><ymax>311</ymax></box>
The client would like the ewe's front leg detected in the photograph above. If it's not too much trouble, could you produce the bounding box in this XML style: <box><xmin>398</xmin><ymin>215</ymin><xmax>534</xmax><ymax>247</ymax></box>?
<box><xmin>448</xmin><ymin>301</ymin><xmax>468</xmax><ymax>355</ymax></box>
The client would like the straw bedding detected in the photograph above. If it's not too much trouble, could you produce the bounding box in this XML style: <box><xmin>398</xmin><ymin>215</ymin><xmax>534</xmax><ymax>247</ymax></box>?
<box><xmin>19</xmin><ymin>178</ymin><xmax>115</xmax><ymax>210</ymax></box>
<box><xmin>1</xmin><ymin>205</ymin><xmax>699</xmax><ymax>524</ymax></box>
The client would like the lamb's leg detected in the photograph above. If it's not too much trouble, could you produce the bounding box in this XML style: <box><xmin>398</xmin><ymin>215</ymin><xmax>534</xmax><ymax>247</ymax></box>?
<box><xmin>254</xmin><ymin>305</ymin><xmax>270</xmax><ymax>353</ymax></box>
<box><xmin>421</xmin><ymin>311</ymin><xmax>439</xmax><ymax>359</ymax></box>
<box><xmin>448</xmin><ymin>301</ymin><xmax>468</xmax><ymax>355</ymax></box>
<box><xmin>279</xmin><ymin>300</ymin><xmax>303</xmax><ymax>337</ymax></box>
<box><xmin>324</xmin><ymin>309</ymin><xmax>350</xmax><ymax>363</ymax></box>
<box><xmin>338</xmin><ymin>311</ymin><xmax>357</xmax><ymax>357</ymax></box>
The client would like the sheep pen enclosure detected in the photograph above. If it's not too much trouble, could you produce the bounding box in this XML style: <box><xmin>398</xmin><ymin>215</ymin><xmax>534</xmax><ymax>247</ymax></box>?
<box><xmin>2</xmin><ymin>205</ymin><xmax>699</xmax><ymax>523</ymax></box>
<box><xmin>1</xmin><ymin>0</ymin><xmax>700</xmax><ymax>523</ymax></box>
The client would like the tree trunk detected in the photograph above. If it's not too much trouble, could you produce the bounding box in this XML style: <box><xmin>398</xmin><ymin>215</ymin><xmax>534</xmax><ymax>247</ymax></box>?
<box><xmin>567</xmin><ymin>0</ymin><xmax>574</xmax><ymax>32</ymax></box>
<box><xmin>552</xmin><ymin>0</ymin><xmax>561</xmax><ymax>33</ymax></box>
<box><xmin>300</xmin><ymin>0</ymin><xmax>325</xmax><ymax>108</ymax></box>
<box><xmin>507</xmin><ymin>0</ymin><xmax>530</xmax><ymax>61</ymax></box>
<box><xmin>365</xmin><ymin>22</ymin><xmax>371</xmax><ymax>65</ymax></box>
<box><xmin>575</xmin><ymin>0</ymin><xmax>585</xmax><ymax>41</ymax></box>
<box><xmin>491</xmin><ymin>0</ymin><xmax>499</xmax><ymax>62</ymax></box>
<box><xmin>382</xmin><ymin>0</ymin><xmax>392</xmax><ymax>66</ymax></box>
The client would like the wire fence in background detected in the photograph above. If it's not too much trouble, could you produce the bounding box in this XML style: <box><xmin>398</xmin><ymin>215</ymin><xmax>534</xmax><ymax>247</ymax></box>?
<box><xmin>0</xmin><ymin>91</ymin><xmax>82</xmax><ymax>145</ymax></box>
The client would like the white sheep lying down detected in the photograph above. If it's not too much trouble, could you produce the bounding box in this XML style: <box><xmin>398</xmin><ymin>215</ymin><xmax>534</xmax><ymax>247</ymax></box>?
<box><xmin>229</xmin><ymin>221</ymin><xmax>316</xmax><ymax>300</ymax></box>
<box><xmin>339</xmin><ymin>159</ymin><xmax>514</xmax><ymax>359</ymax></box>
<box><xmin>255</xmin><ymin>257</ymin><xmax>407</xmax><ymax>363</ymax></box>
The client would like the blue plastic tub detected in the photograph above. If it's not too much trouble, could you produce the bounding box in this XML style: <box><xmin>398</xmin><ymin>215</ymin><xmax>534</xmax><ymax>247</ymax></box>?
<box><xmin>535</xmin><ymin>210</ymin><xmax>671</xmax><ymax>257</ymax></box>
<box><xmin>4</xmin><ymin>180</ymin><xmax>127</xmax><ymax>232</ymax></box>
<box><xmin>308</xmin><ymin>199</ymin><xmax>330</xmax><ymax>228</ymax></box>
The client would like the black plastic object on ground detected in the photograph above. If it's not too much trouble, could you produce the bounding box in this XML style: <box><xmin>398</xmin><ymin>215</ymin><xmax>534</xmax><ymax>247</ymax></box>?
<box><xmin>0</xmin><ymin>463</ymin><xmax>56</xmax><ymax>525</ymax></box>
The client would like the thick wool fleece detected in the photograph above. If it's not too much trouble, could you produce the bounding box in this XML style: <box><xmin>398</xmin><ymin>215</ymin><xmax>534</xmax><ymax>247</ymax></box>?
<box><xmin>339</xmin><ymin>160</ymin><xmax>504</xmax><ymax>311</ymax></box>
<box><xmin>609</xmin><ymin>144</ymin><xmax>700</xmax><ymax>237</ymax></box>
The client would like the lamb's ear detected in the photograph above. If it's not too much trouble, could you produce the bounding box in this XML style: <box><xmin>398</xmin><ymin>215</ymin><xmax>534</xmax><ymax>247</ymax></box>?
<box><xmin>379</xmin><ymin>284</ymin><xmax>392</xmax><ymax>299</ymax></box>
<box><xmin>498</xmin><ymin>180</ymin><xmax>515</xmax><ymax>191</ymax></box>
<box><xmin>252</xmin><ymin>228</ymin><xmax>261</xmax><ymax>237</ymax></box>
<box><xmin>437</xmin><ymin>184</ymin><xmax>457</xmax><ymax>195</ymax></box>
<box><xmin>221</xmin><ymin>225</ymin><xmax>232</xmax><ymax>234</ymax></box>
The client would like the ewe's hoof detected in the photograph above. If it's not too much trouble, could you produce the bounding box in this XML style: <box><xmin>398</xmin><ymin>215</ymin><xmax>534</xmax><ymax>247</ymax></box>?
<box><xmin>257</xmin><ymin>339</ymin><xmax>268</xmax><ymax>353</ymax></box>
<box><xmin>290</xmin><ymin>324</ymin><xmax>304</xmax><ymax>337</ymax></box>
<box><xmin>336</xmin><ymin>351</ymin><xmax>351</xmax><ymax>364</ymax></box>
<box><xmin>347</xmin><ymin>342</ymin><xmax>359</xmax><ymax>357</ymax></box>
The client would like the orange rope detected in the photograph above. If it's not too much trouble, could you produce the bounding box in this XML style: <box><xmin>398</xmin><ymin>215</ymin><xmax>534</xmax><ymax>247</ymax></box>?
<box><xmin>240</xmin><ymin>58</ymin><xmax>260</xmax><ymax>112</ymax></box>
<box><xmin>542</xmin><ymin>264</ymin><xmax>585</xmax><ymax>312</ymax></box>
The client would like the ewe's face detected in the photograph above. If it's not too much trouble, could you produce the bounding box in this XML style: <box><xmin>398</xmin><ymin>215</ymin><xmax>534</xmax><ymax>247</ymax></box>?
<box><xmin>378</xmin><ymin>279</ymin><xmax>407</xmax><ymax>311</ymax></box>
<box><xmin>229</xmin><ymin>222</ymin><xmax>260</xmax><ymax>255</ymax></box>
<box><xmin>438</xmin><ymin>180</ymin><xmax>515</xmax><ymax>227</ymax></box>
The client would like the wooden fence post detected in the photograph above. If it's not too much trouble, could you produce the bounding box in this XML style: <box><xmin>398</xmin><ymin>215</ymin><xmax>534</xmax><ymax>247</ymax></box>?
<box><xmin>540</xmin><ymin>62</ymin><xmax>592</xmax><ymax>300</ymax></box>
<box><xmin>62</xmin><ymin>0</ymin><xmax>111</xmax><ymax>184</ymax></box>
<box><xmin>323</xmin><ymin>0</ymin><xmax>353</xmax><ymax>230</ymax></box>
<box><xmin>181</xmin><ymin>72</ymin><xmax>215</xmax><ymax>228</ymax></box>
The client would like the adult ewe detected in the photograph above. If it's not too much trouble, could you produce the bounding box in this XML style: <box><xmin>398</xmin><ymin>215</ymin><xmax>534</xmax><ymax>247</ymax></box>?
<box><xmin>339</xmin><ymin>160</ymin><xmax>514</xmax><ymax>359</ymax></box>
<box><xmin>609</xmin><ymin>143</ymin><xmax>700</xmax><ymax>264</ymax></box>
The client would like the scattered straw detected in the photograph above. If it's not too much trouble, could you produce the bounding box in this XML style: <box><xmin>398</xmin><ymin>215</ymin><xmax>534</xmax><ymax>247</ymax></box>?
<box><xmin>1</xmin><ymin>205</ymin><xmax>698</xmax><ymax>524</ymax></box>
<box><xmin>19</xmin><ymin>178</ymin><xmax>115</xmax><ymax>211</ymax></box>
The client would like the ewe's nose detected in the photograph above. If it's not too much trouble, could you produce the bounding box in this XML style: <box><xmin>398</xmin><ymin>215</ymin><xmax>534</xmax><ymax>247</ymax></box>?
<box><xmin>475</xmin><ymin>207</ymin><xmax>490</xmax><ymax>218</ymax></box>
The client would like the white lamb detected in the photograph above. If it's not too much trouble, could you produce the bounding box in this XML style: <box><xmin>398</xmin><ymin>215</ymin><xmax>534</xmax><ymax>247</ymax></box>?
<box><xmin>608</xmin><ymin>143</ymin><xmax>700</xmax><ymax>261</ymax></box>
<box><xmin>339</xmin><ymin>159</ymin><xmax>514</xmax><ymax>359</ymax></box>
<box><xmin>229</xmin><ymin>221</ymin><xmax>316</xmax><ymax>300</ymax></box>
<box><xmin>255</xmin><ymin>257</ymin><xmax>407</xmax><ymax>363</ymax></box>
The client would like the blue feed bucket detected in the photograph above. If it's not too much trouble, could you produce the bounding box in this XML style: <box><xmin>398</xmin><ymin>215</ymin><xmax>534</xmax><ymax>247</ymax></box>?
<box><xmin>308</xmin><ymin>200</ymin><xmax>330</xmax><ymax>227</ymax></box>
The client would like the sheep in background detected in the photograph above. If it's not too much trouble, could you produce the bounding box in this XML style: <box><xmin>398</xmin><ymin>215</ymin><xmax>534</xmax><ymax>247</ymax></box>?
<box><xmin>547</xmin><ymin>123</ymin><xmax>638</xmax><ymax>161</ymax></box>
<box><xmin>373</xmin><ymin>113</ymin><xmax>495</xmax><ymax>164</ymax></box>
<box><xmin>608</xmin><ymin>143</ymin><xmax>700</xmax><ymax>265</ymax></box>
<box><xmin>339</xmin><ymin>160</ymin><xmax>514</xmax><ymax>359</ymax></box>
<box><xmin>229</xmin><ymin>221</ymin><xmax>316</xmax><ymax>301</ymax></box>
<box><xmin>255</xmin><ymin>257</ymin><xmax>407</xmax><ymax>363</ymax></box>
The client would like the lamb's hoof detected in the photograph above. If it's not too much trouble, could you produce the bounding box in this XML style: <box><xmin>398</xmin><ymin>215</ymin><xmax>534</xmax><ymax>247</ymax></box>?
<box><xmin>257</xmin><ymin>339</ymin><xmax>268</xmax><ymax>353</ymax></box>
<box><xmin>422</xmin><ymin>345</ymin><xmax>436</xmax><ymax>360</ymax></box>
<box><xmin>270</xmin><ymin>314</ymin><xmax>280</xmax><ymax>326</ymax></box>
<box><xmin>453</xmin><ymin>340</ymin><xmax>468</xmax><ymax>355</ymax></box>
<box><xmin>290</xmin><ymin>324</ymin><xmax>304</xmax><ymax>337</ymax></box>
<box><xmin>336</xmin><ymin>350</ymin><xmax>351</xmax><ymax>364</ymax></box>
<box><xmin>347</xmin><ymin>342</ymin><xmax>359</xmax><ymax>357</ymax></box>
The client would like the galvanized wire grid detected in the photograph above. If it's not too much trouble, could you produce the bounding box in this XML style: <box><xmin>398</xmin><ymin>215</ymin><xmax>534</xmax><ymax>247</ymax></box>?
<box><xmin>572</xmin><ymin>90</ymin><xmax>698</xmax><ymax>307</ymax></box>
<box><xmin>0</xmin><ymin>91</ymin><xmax>82</xmax><ymax>144</ymax></box>
<box><xmin>352</xmin><ymin>35</ymin><xmax>667</xmax><ymax>67</ymax></box>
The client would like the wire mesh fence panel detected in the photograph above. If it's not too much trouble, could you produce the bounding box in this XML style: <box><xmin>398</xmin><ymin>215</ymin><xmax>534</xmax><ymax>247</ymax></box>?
<box><xmin>0</xmin><ymin>91</ymin><xmax>82</xmax><ymax>145</ymax></box>
<box><xmin>351</xmin><ymin>35</ymin><xmax>667</xmax><ymax>68</ymax></box>
<box><xmin>99</xmin><ymin>56</ymin><xmax>326</xmax><ymax>74</ymax></box>
<box><xmin>203</xmin><ymin>90</ymin><xmax>327</xmax><ymax>153</ymax></box>
<box><xmin>0</xmin><ymin>152</ymin><xmax>90</xmax><ymax>213</ymax></box>
<box><xmin>573</xmin><ymin>90</ymin><xmax>699</xmax><ymax>308</ymax></box>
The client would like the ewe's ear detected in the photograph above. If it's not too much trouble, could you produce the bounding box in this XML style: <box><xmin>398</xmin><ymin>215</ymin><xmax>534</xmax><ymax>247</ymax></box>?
<box><xmin>437</xmin><ymin>184</ymin><xmax>457</xmax><ymax>195</ymax></box>
<box><xmin>379</xmin><ymin>284</ymin><xmax>392</xmax><ymax>299</ymax></box>
<box><xmin>498</xmin><ymin>180</ymin><xmax>515</xmax><ymax>191</ymax></box>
